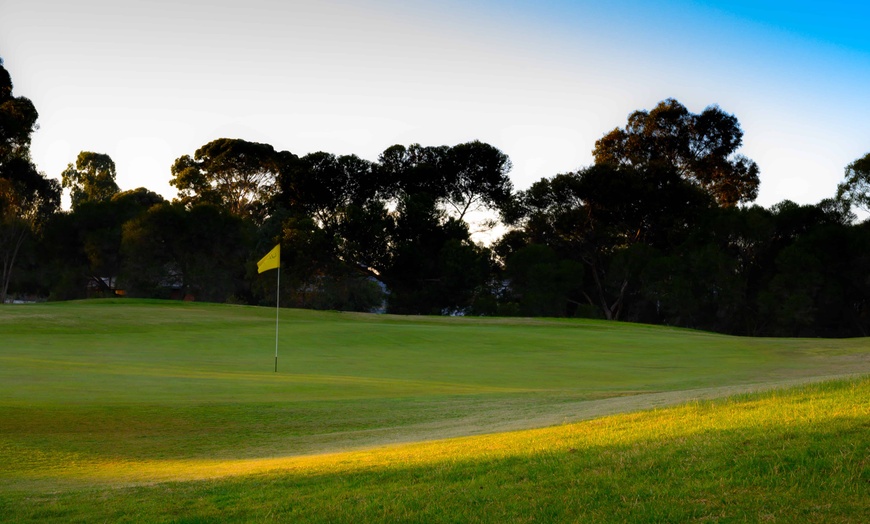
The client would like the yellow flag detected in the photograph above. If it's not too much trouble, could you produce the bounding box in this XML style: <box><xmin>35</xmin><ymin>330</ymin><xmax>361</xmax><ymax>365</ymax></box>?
<box><xmin>257</xmin><ymin>244</ymin><xmax>280</xmax><ymax>273</ymax></box>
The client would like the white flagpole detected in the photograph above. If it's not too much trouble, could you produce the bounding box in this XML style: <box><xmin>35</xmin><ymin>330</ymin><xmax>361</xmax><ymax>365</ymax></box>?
<box><xmin>275</xmin><ymin>263</ymin><xmax>280</xmax><ymax>372</ymax></box>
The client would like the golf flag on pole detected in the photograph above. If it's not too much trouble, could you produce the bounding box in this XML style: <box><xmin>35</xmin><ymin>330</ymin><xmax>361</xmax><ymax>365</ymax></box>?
<box><xmin>257</xmin><ymin>244</ymin><xmax>280</xmax><ymax>273</ymax></box>
<box><xmin>257</xmin><ymin>244</ymin><xmax>282</xmax><ymax>372</ymax></box>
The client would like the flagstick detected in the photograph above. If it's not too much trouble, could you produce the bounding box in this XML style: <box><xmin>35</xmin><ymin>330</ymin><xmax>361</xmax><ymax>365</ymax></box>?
<box><xmin>275</xmin><ymin>264</ymin><xmax>280</xmax><ymax>372</ymax></box>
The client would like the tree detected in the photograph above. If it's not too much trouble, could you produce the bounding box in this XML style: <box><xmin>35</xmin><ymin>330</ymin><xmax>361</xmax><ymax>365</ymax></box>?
<box><xmin>371</xmin><ymin>142</ymin><xmax>512</xmax><ymax>314</ymax></box>
<box><xmin>0</xmin><ymin>58</ymin><xmax>61</xmax><ymax>303</ymax></box>
<box><xmin>274</xmin><ymin>151</ymin><xmax>377</xmax><ymax>227</ymax></box>
<box><xmin>639</xmin><ymin>225</ymin><xmax>747</xmax><ymax>333</ymax></box>
<box><xmin>60</xmin><ymin>151</ymin><xmax>120</xmax><ymax>209</ymax></box>
<box><xmin>442</xmin><ymin>140</ymin><xmax>513</xmax><ymax>221</ymax></box>
<box><xmin>755</xmin><ymin>200</ymin><xmax>870</xmax><ymax>337</ymax></box>
<box><xmin>377</xmin><ymin>143</ymin><xmax>449</xmax><ymax>201</ymax></box>
<box><xmin>376</xmin><ymin>141</ymin><xmax>514</xmax><ymax>221</ymax></box>
<box><xmin>835</xmin><ymin>152</ymin><xmax>870</xmax><ymax>213</ymax></box>
<box><xmin>380</xmin><ymin>194</ymin><xmax>490</xmax><ymax>314</ymax></box>
<box><xmin>0</xmin><ymin>59</ymin><xmax>38</xmax><ymax>162</ymax></box>
<box><xmin>1</xmin><ymin>158</ymin><xmax>60</xmax><ymax>302</ymax></box>
<box><xmin>503</xmin><ymin>244</ymin><xmax>584</xmax><ymax>317</ymax></box>
<box><xmin>670</xmin><ymin>205</ymin><xmax>777</xmax><ymax>335</ymax></box>
<box><xmin>267</xmin><ymin>150</ymin><xmax>389</xmax><ymax>311</ymax></box>
<box><xmin>512</xmin><ymin>163</ymin><xmax>711</xmax><ymax>320</ymax></box>
<box><xmin>121</xmin><ymin>202</ymin><xmax>254</xmax><ymax>301</ymax></box>
<box><xmin>170</xmin><ymin>138</ymin><xmax>281</xmax><ymax>222</ymax></box>
<box><xmin>41</xmin><ymin>187</ymin><xmax>165</xmax><ymax>299</ymax></box>
<box><xmin>267</xmin><ymin>141</ymin><xmax>510</xmax><ymax>314</ymax></box>
<box><xmin>593</xmin><ymin>98</ymin><xmax>760</xmax><ymax>206</ymax></box>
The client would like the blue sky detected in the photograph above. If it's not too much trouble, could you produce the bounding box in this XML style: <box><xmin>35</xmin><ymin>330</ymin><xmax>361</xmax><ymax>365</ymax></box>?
<box><xmin>1</xmin><ymin>0</ymin><xmax>868</xmax><ymax>215</ymax></box>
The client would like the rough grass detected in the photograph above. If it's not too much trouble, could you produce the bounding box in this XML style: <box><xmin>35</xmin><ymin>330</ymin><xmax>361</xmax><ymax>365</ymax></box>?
<box><xmin>1</xmin><ymin>299</ymin><xmax>868</xmax><ymax>521</ymax></box>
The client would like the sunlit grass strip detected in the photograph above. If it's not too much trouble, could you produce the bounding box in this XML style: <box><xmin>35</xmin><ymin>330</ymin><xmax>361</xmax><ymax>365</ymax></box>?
<box><xmin>3</xmin><ymin>378</ymin><xmax>870</xmax><ymax>522</ymax></box>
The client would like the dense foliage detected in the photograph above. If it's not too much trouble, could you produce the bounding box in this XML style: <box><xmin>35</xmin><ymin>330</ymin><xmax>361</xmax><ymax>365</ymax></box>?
<box><xmin>2</xmin><ymin>57</ymin><xmax>869</xmax><ymax>336</ymax></box>
<box><xmin>0</xmin><ymin>58</ymin><xmax>60</xmax><ymax>304</ymax></box>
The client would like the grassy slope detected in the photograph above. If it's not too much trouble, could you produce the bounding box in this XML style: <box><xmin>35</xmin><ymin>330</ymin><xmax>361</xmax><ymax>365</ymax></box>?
<box><xmin>2</xmin><ymin>378</ymin><xmax>868</xmax><ymax>523</ymax></box>
<box><xmin>1</xmin><ymin>299</ymin><xmax>868</xmax><ymax>516</ymax></box>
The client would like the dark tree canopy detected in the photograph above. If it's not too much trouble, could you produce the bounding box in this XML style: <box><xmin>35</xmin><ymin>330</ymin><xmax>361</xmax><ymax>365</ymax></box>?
<box><xmin>265</xmin><ymin>139</ymin><xmax>513</xmax><ymax>314</ymax></box>
<box><xmin>593</xmin><ymin>98</ymin><xmax>760</xmax><ymax>207</ymax></box>
<box><xmin>0</xmin><ymin>58</ymin><xmax>61</xmax><ymax>304</ymax></box>
<box><xmin>376</xmin><ymin>141</ymin><xmax>513</xmax><ymax>221</ymax></box>
<box><xmin>61</xmin><ymin>151</ymin><xmax>120</xmax><ymax>209</ymax></box>
<box><xmin>122</xmin><ymin>202</ymin><xmax>253</xmax><ymax>301</ymax></box>
<box><xmin>513</xmin><ymin>163</ymin><xmax>712</xmax><ymax>320</ymax></box>
<box><xmin>41</xmin><ymin>187</ymin><xmax>166</xmax><ymax>299</ymax></box>
<box><xmin>378</xmin><ymin>194</ymin><xmax>489</xmax><ymax>314</ymax></box>
<box><xmin>171</xmin><ymin>138</ymin><xmax>281</xmax><ymax>222</ymax></box>
<box><xmin>377</xmin><ymin>143</ymin><xmax>450</xmax><ymax>199</ymax></box>
<box><xmin>0</xmin><ymin>58</ymin><xmax>38</xmax><ymax>162</ymax></box>
<box><xmin>275</xmin><ymin>151</ymin><xmax>376</xmax><ymax>224</ymax></box>
<box><xmin>503</xmin><ymin>243</ymin><xmax>584</xmax><ymax>317</ymax></box>
<box><xmin>835</xmin><ymin>152</ymin><xmax>870</xmax><ymax>213</ymax></box>
<box><xmin>112</xmin><ymin>187</ymin><xmax>166</xmax><ymax>210</ymax></box>
<box><xmin>442</xmin><ymin>140</ymin><xmax>513</xmax><ymax>221</ymax></box>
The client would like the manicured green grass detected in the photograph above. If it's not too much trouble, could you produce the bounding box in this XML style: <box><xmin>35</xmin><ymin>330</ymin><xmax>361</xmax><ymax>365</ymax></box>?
<box><xmin>2</xmin><ymin>378</ymin><xmax>868</xmax><ymax>523</ymax></box>
<box><xmin>1</xmin><ymin>299</ymin><xmax>868</xmax><ymax>521</ymax></box>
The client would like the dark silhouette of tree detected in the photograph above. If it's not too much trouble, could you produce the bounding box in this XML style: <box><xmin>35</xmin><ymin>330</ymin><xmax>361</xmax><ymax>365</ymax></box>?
<box><xmin>593</xmin><ymin>98</ymin><xmax>760</xmax><ymax>206</ymax></box>
<box><xmin>376</xmin><ymin>141</ymin><xmax>514</xmax><ymax>221</ymax></box>
<box><xmin>503</xmin><ymin>243</ymin><xmax>584</xmax><ymax>317</ymax></box>
<box><xmin>379</xmin><ymin>194</ymin><xmax>490</xmax><ymax>314</ymax></box>
<box><xmin>513</xmin><ymin>163</ymin><xmax>711</xmax><ymax>320</ymax></box>
<box><xmin>637</xmin><ymin>208</ymin><xmax>750</xmax><ymax>333</ymax></box>
<box><xmin>170</xmin><ymin>138</ymin><xmax>281</xmax><ymax>222</ymax></box>
<box><xmin>369</xmin><ymin>141</ymin><xmax>512</xmax><ymax>314</ymax></box>
<box><xmin>758</xmin><ymin>202</ymin><xmax>870</xmax><ymax>336</ymax></box>
<box><xmin>121</xmin><ymin>202</ymin><xmax>253</xmax><ymax>301</ymax></box>
<box><xmin>275</xmin><ymin>151</ymin><xmax>377</xmax><ymax>227</ymax></box>
<box><xmin>267</xmin><ymin>150</ymin><xmax>388</xmax><ymax>311</ymax></box>
<box><xmin>377</xmin><ymin>143</ymin><xmax>449</xmax><ymax>201</ymax></box>
<box><xmin>442</xmin><ymin>141</ymin><xmax>513</xmax><ymax>221</ymax></box>
<box><xmin>265</xmin><ymin>140</ymin><xmax>509</xmax><ymax>314</ymax></box>
<box><xmin>0</xmin><ymin>59</ymin><xmax>37</xmax><ymax>161</ymax></box>
<box><xmin>42</xmin><ymin>187</ymin><xmax>165</xmax><ymax>299</ymax></box>
<box><xmin>0</xmin><ymin>58</ymin><xmax>61</xmax><ymax>303</ymax></box>
<box><xmin>60</xmin><ymin>151</ymin><xmax>120</xmax><ymax>209</ymax></box>
<box><xmin>835</xmin><ymin>152</ymin><xmax>870</xmax><ymax>213</ymax></box>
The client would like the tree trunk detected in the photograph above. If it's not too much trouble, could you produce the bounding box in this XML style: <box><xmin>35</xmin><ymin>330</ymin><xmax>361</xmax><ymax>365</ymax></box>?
<box><xmin>0</xmin><ymin>221</ymin><xmax>28</xmax><ymax>305</ymax></box>
<box><xmin>584</xmin><ymin>257</ymin><xmax>629</xmax><ymax>321</ymax></box>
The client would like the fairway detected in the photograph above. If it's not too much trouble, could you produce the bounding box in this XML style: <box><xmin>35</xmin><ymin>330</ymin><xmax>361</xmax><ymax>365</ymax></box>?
<box><xmin>1</xmin><ymin>299</ymin><xmax>868</xmax><ymax>521</ymax></box>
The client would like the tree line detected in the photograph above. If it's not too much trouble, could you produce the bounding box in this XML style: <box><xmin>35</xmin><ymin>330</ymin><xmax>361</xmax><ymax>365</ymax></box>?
<box><xmin>3</xmin><ymin>57</ymin><xmax>870</xmax><ymax>337</ymax></box>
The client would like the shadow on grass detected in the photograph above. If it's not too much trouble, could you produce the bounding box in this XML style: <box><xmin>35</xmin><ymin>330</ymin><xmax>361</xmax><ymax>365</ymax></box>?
<box><xmin>4</xmin><ymin>378</ymin><xmax>868</xmax><ymax>523</ymax></box>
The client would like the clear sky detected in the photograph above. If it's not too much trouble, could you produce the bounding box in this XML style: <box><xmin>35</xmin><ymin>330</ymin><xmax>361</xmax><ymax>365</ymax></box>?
<box><xmin>2</xmin><ymin>0</ymin><xmax>869</xmax><ymax>210</ymax></box>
